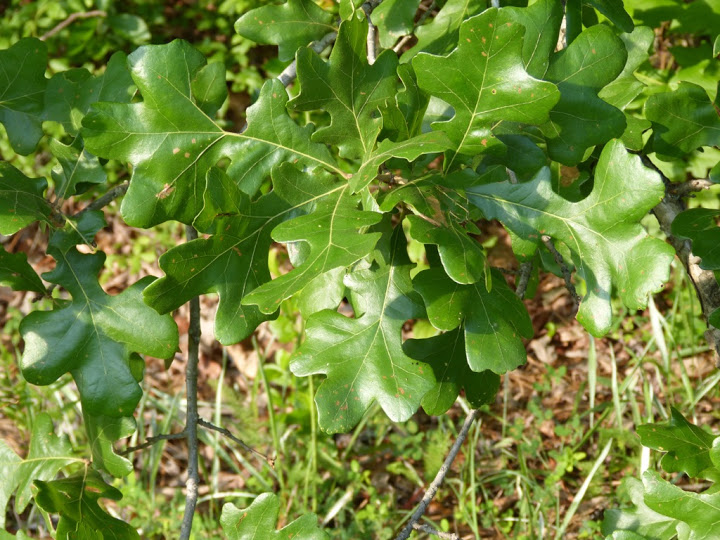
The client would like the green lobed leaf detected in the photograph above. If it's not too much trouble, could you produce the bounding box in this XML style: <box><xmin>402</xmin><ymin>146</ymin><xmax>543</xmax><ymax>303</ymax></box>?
<box><xmin>586</xmin><ymin>0</ymin><xmax>634</xmax><ymax>32</ymax></box>
<box><xmin>242</xmin><ymin>164</ymin><xmax>382</xmax><ymax>315</ymax></box>
<box><xmin>540</xmin><ymin>24</ymin><xmax>627</xmax><ymax>165</ymax></box>
<box><xmin>400</xmin><ymin>0</ymin><xmax>486</xmax><ymax>61</ymax></box>
<box><xmin>598</xmin><ymin>27</ymin><xmax>655</xmax><ymax>110</ymax></box>
<box><xmin>49</xmin><ymin>138</ymin><xmax>106</xmax><ymax>200</ymax></box>
<box><xmin>191</xmin><ymin>61</ymin><xmax>229</xmax><ymax>117</ymax></box>
<box><xmin>645</xmin><ymin>82</ymin><xmax>720</xmax><ymax>159</ymax></box>
<box><xmin>234</xmin><ymin>0</ymin><xmax>335</xmax><ymax>62</ymax></box>
<box><xmin>0</xmin><ymin>245</ymin><xmax>45</xmax><ymax>293</ymax></box>
<box><xmin>601</xmin><ymin>477</ymin><xmax>678</xmax><ymax>540</ymax></box>
<box><xmin>404</xmin><ymin>328</ymin><xmax>500</xmax><ymax>416</ymax></box>
<box><xmin>351</xmin><ymin>131</ymin><xmax>452</xmax><ymax>192</ymax></box>
<box><xmin>0</xmin><ymin>413</ymin><xmax>75</xmax><ymax>529</ymax></box>
<box><xmin>413</xmin><ymin>8</ymin><xmax>560</xmax><ymax>169</ymax></box>
<box><xmin>380</xmin><ymin>64</ymin><xmax>429</xmax><ymax>142</ymax></box>
<box><xmin>34</xmin><ymin>471</ymin><xmax>139</xmax><ymax>540</ymax></box>
<box><xmin>642</xmin><ymin>470</ymin><xmax>720</xmax><ymax>540</ymax></box>
<box><xmin>503</xmin><ymin>0</ymin><xmax>563</xmax><ymax>78</ymax></box>
<box><xmin>671</xmin><ymin>208</ymin><xmax>720</xmax><ymax>270</ymax></box>
<box><xmin>82</xmin><ymin>40</ymin><xmax>339</xmax><ymax>228</ymax></box>
<box><xmin>144</xmin><ymin>166</ymin><xmax>344</xmax><ymax>344</ymax></box>
<box><xmin>84</xmin><ymin>411</ymin><xmax>136</xmax><ymax>477</ymax></box>
<box><xmin>414</xmin><ymin>267</ymin><xmax>532</xmax><ymax>374</ymax></box>
<box><xmin>0</xmin><ymin>38</ymin><xmax>47</xmax><ymax>155</ymax></box>
<box><xmin>467</xmin><ymin>140</ymin><xmax>674</xmax><ymax>337</ymax></box>
<box><xmin>406</xmin><ymin>214</ymin><xmax>485</xmax><ymax>285</ymax></box>
<box><xmin>637</xmin><ymin>408</ymin><xmax>718</xmax><ymax>478</ymax></box>
<box><xmin>289</xmin><ymin>18</ymin><xmax>399</xmax><ymax>160</ymax></box>
<box><xmin>290</xmin><ymin>228</ymin><xmax>435</xmax><ymax>433</ymax></box>
<box><xmin>20</xmin><ymin>213</ymin><xmax>178</xmax><ymax>418</ymax></box>
<box><xmin>0</xmin><ymin>162</ymin><xmax>54</xmax><ymax>235</ymax></box>
<box><xmin>221</xmin><ymin>493</ymin><xmax>328</xmax><ymax>539</ymax></box>
<box><xmin>372</xmin><ymin>0</ymin><xmax>421</xmax><ymax>49</ymax></box>
<box><xmin>43</xmin><ymin>51</ymin><xmax>134</xmax><ymax>135</ymax></box>
<box><xmin>339</xmin><ymin>0</ymin><xmax>364</xmax><ymax>20</ymax></box>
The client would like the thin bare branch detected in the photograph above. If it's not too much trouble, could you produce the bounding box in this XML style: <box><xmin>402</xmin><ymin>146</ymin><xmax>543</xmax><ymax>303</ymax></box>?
<box><xmin>40</xmin><ymin>10</ymin><xmax>107</xmax><ymax>41</ymax></box>
<box><xmin>542</xmin><ymin>235</ymin><xmax>580</xmax><ymax>309</ymax></box>
<box><xmin>393</xmin><ymin>1</ymin><xmax>436</xmax><ymax>54</ymax></box>
<box><xmin>180</xmin><ymin>226</ymin><xmax>201</xmax><ymax>540</ymax></box>
<box><xmin>395</xmin><ymin>409</ymin><xmax>481</xmax><ymax>540</ymax></box>
<box><xmin>120</xmin><ymin>432</ymin><xmax>186</xmax><ymax>456</ymax></box>
<box><xmin>515</xmin><ymin>260</ymin><xmax>533</xmax><ymax>299</ymax></box>
<box><xmin>670</xmin><ymin>178</ymin><xmax>716</xmax><ymax>198</ymax></box>
<box><xmin>277</xmin><ymin>31</ymin><xmax>337</xmax><ymax>87</ymax></box>
<box><xmin>645</xmin><ymin>159</ymin><xmax>720</xmax><ymax>362</ymax></box>
<box><xmin>413</xmin><ymin>523</ymin><xmax>459</xmax><ymax>539</ymax></box>
<box><xmin>198</xmin><ymin>418</ymin><xmax>275</xmax><ymax>467</ymax></box>
<box><xmin>76</xmin><ymin>182</ymin><xmax>129</xmax><ymax>217</ymax></box>
<box><xmin>367</xmin><ymin>16</ymin><xmax>378</xmax><ymax>64</ymax></box>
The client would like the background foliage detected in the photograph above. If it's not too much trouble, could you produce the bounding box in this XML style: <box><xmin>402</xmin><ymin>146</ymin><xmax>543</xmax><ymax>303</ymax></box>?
<box><xmin>1</xmin><ymin>0</ymin><xmax>720</xmax><ymax>538</ymax></box>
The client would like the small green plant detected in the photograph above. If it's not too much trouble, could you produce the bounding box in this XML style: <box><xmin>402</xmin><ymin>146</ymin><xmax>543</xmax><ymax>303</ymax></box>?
<box><xmin>604</xmin><ymin>408</ymin><xmax>720</xmax><ymax>539</ymax></box>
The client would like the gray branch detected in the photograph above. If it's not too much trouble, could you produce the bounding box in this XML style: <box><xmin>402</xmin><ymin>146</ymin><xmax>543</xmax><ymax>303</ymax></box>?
<box><xmin>179</xmin><ymin>226</ymin><xmax>202</xmax><ymax>540</ymax></box>
<box><xmin>515</xmin><ymin>260</ymin><xmax>534</xmax><ymax>299</ymax></box>
<box><xmin>120</xmin><ymin>432</ymin><xmax>186</xmax><ymax>456</ymax></box>
<box><xmin>395</xmin><ymin>409</ymin><xmax>481</xmax><ymax>540</ymax></box>
<box><xmin>646</xmin><ymin>161</ymin><xmax>720</xmax><ymax>362</ymax></box>
<box><xmin>76</xmin><ymin>182</ymin><xmax>129</xmax><ymax>216</ymax></box>
<box><xmin>669</xmin><ymin>178</ymin><xmax>716</xmax><ymax>198</ymax></box>
<box><xmin>541</xmin><ymin>235</ymin><xmax>580</xmax><ymax>309</ymax></box>
<box><xmin>413</xmin><ymin>523</ymin><xmax>459</xmax><ymax>539</ymax></box>
<box><xmin>198</xmin><ymin>418</ymin><xmax>275</xmax><ymax>467</ymax></box>
<box><xmin>277</xmin><ymin>32</ymin><xmax>338</xmax><ymax>87</ymax></box>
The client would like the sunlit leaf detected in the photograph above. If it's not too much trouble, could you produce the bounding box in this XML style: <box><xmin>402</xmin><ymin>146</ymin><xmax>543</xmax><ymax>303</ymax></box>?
<box><xmin>235</xmin><ymin>0</ymin><xmax>335</xmax><ymax>62</ymax></box>
<box><xmin>414</xmin><ymin>8</ymin><xmax>559</xmax><ymax>169</ymax></box>
<box><xmin>0</xmin><ymin>38</ymin><xmax>46</xmax><ymax>155</ymax></box>
<box><xmin>290</xmin><ymin>228</ymin><xmax>435</xmax><ymax>433</ymax></box>
<box><xmin>467</xmin><ymin>140</ymin><xmax>674</xmax><ymax>336</ymax></box>
<box><xmin>0</xmin><ymin>162</ymin><xmax>54</xmax><ymax>235</ymax></box>
<box><xmin>20</xmin><ymin>213</ymin><xmax>178</xmax><ymax>418</ymax></box>
<box><xmin>35</xmin><ymin>471</ymin><xmax>139</xmax><ymax>540</ymax></box>
<box><xmin>414</xmin><ymin>267</ymin><xmax>532</xmax><ymax>374</ymax></box>
<box><xmin>221</xmin><ymin>493</ymin><xmax>328</xmax><ymax>539</ymax></box>
<box><xmin>290</xmin><ymin>18</ymin><xmax>398</xmax><ymax>159</ymax></box>
<box><xmin>540</xmin><ymin>25</ymin><xmax>627</xmax><ymax>165</ymax></box>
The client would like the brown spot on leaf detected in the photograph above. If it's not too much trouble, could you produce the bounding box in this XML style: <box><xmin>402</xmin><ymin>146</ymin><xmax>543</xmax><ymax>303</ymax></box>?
<box><xmin>157</xmin><ymin>184</ymin><xmax>175</xmax><ymax>199</ymax></box>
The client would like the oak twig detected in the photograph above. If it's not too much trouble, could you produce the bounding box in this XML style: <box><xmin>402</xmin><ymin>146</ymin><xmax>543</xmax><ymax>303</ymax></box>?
<box><xmin>395</xmin><ymin>409</ymin><xmax>481</xmax><ymax>540</ymax></box>
<box><xmin>76</xmin><ymin>182</ymin><xmax>129</xmax><ymax>216</ymax></box>
<box><xmin>393</xmin><ymin>1</ymin><xmax>437</xmax><ymax>54</ymax></box>
<box><xmin>367</xmin><ymin>15</ymin><xmax>378</xmax><ymax>64</ymax></box>
<box><xmin>541</xmin><ymin>235</ymin><xmax>580</xmax><ymax>309</ymax></box>
<box><xmin>645</xmin><ymin>160</ymin><xmax>720</xmax><ymax>362</ymax></box>
<box><xmin>515</xmin><ymin>260</ymin><xmax>533</xmax><ymax>299</ymax></box>
<box><xmin>40</xmin><ymin>10</ymin><xmax>107</xmax><ymax>41</ymax></box>
<box><xmin>180</xmin><ymin>226</ymin><xmax>201</xmax><ymax>540</ymax></box>
<box><xmin>277</xmin><ymin>32</ymin><xmax>337</xmax><ymax>87</ymax></box>
<box><xmin>120</xmin><ymin>432</ymin><xmax>186</xmax><ymax>456</ymax></box>
<box><xmin>198</xmin><ymin>418</ymin><xmax>275</xmax><ymax>467</ymax></box>
<box><xmin>277</xmin><ymin>1</ymin><xmax>383</xmax><ymax>87</ymax></box>
<box><xmin>413</xmin><ymin>523</ymin><xmax>459</xmax><ymax>539</ymax></box>
<box><xmin>670</xmin><ymin>178</ymin><xmax>716</xmax><ymax>198</ymax></box>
